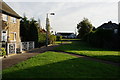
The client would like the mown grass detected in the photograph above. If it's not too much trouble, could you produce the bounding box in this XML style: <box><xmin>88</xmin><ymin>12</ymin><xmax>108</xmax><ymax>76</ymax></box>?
<box><xmin>55</xmin><ymin>39</ymin><xmax>80</xmax><ymax>44</ymax></box>
<box><xmin>55</xmin><ymin>41</ymin><xmax>120</xmax><ymax>63</ymax></box>
<box><xmin>55</xmin><ymin>41</ymin><xmax>72</xmax><ymax>44</ymax></box>
<box><xmin>3</xmin><ymin>51</ymin><xmax>119</xmax><ymax>79</ymax></box>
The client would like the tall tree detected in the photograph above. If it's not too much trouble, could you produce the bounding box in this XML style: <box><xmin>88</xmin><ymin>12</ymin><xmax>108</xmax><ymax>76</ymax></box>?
<box><xmin>20</xmin><ymin>15</ymin><xmax>30</xmax><ymax>41</ymax></box>
<box><xmin>46</xmin><ymin>18</ymin><xmax>51</xmax><ymax>35</ymax></box>
<box><xmin>77</xmin><ymin>18</ymin><xmax>93</xmax><ymax>38</ymax></box>
<box><xmin>29</xmin><ymin>18</ymin><xmax>39</xmax><ymax>47</ymax></box>
<box><xmin>38</xmin><ymin>18</ymin><xmax>42</xmax><ymax>29</ymax></box>
<box><xmin>20</xmin><ymin>16</ymin><xmax>39</xmax><ymax>47</ymax></box>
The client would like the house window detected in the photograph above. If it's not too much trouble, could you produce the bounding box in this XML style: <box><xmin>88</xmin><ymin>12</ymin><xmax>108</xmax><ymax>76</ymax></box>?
<box><xmin>114</xmin><ymin>29</ymin><xmax>118</xmax><ymax>34</ymax></box>
<box><xmin>1</xmin><ymin>30</ymin><xmax>7</xmax><ymax>42</ymax></box>
<box><xmin>2</xmin><ymin>14</ymin><xmax>8</xmax><ymax>21</ymax></box>
<box><xmin>11</xmin><ymin>17</ymin><xmax>17</xmax><ymax>23</ymax></box>
<box><xmin>9</xmin><ymin>32</ymin><xmax>16</xmax><ymax>41</ymax></box>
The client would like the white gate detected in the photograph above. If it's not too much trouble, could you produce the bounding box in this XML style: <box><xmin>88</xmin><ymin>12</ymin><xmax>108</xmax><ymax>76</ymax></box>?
<box><xmin>21</xmin><ymin>41</ymin><xmax>34</xmax><ymax>51</ymax></box>
<box><xmin>7</xmin><ymin>43</ymin><xmax>16</xmax><ymax>54</ymax></box>
<box><xmin>5</xmin><ymin>41</ymin><xmax>34</xmax><ymax>55</ymax></box>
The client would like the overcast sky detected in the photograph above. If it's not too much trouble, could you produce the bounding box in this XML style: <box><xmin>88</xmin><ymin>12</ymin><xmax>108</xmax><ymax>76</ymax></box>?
<box><xmin>3</xmin><ymin>0</ymin><xmax>119</xmax><ymax>33</ymax></box>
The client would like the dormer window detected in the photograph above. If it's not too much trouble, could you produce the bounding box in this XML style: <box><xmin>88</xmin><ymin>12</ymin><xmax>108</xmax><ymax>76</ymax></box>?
<box><xmin>2</xmin><ymin>14</ymin><xmax>8</xmax><ymax>21</ymax></box>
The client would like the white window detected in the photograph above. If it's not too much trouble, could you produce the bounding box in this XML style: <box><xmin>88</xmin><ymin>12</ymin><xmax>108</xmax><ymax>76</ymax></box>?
<box><xmin>2</xmin><ymin>14</ymin><xmax>8</xmax><ymax>21</ymax></box>
<box><xmin>11</xmin><ymin>17</ymin><xmax>17</xmax><ymax>23</ymax></box>
<box><xmin>1</xmin><ymin>30</ymin><xmax>7</xmax><ymax>42</ymax></box>
<box><xmin>13</xmin><ymin>18</ymin><xmax>17</xmax><ymax>23</ymax></box>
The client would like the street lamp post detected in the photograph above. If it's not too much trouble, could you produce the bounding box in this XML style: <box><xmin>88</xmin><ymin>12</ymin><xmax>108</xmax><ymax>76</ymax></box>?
<box><xmin>46</xmin><ymin>13</ymin><xmax>55</xmax><ymax>47</ymax></box>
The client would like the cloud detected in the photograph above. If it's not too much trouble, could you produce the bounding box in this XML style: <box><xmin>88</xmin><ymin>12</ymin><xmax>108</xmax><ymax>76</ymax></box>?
<box><xmin>4</xmin><ymin>1</ymin><xmax>118</xmax><ymax>32</ymax></box>
<box><xmin>3</xmin><ymin>0</ymin><xmax>120</xmax><ymax>2</ymax></box>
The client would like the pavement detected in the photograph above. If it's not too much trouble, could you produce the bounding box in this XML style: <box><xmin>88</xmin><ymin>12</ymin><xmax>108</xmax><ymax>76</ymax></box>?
<box><xmin>2</xmin><ymin>44</ymin><xmax>60</xmax><ymax>69</ymax></box>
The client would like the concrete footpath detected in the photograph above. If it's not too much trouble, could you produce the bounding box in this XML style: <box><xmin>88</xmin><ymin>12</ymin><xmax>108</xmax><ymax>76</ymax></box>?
<box><xmin>2</xmin><ymin>44</ymin><xmax>59</xmax><ymax>69</ymax></box>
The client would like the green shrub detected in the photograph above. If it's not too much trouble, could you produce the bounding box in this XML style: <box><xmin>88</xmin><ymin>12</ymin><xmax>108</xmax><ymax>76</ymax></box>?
<box><xmin>56</xmin><ymin>36</ymin><xmax>62</xmax><ymax>41</ymax></box>
<box><xmin>0</xmin><ymin>48</ymin><xmax>6</xmax><ymax>56</ymax></box>
<box><xmin>49</xmin><ymin>35</ymin><xmax>56</xmax><ymax>44</ymax></box>
<box><xmin>38</xmin><ymin>33</ymin><xmax>46</xmax><ymax>47</ymax></box>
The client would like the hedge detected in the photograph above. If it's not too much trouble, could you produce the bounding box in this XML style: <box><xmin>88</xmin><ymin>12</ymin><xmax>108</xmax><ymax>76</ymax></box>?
<box><xmin>38</xmin><ymin>33</ymin><xmax>56</xmax><ymax>47</ymax></box>
<box><xmin>83</xmin><ymin>28</ymin><xmax>120</xmax><ymax>50</ymax></box>
<box><xmin>56</xmin><ymin>36</ymin><xmax>62</xmax><ymax>41</ymax></box>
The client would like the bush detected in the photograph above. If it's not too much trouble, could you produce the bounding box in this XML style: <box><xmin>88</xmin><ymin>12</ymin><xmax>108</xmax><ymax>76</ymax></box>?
<box><xmin>0</xmin><ymin>48</ymin><xmax>6</xmax><ymax>56</ymax></box>
<box><xmin>56</xmin><ymin>36</ymin><xmax>62</xmax><ymax>41</ymax></box>
<box><xmin>49</xmin><ymin>35</ymin><xmax>56</xmax><ymax>44</ymax></box>
<box><xmin>38</xmin><ymin>33</ymin><xmax>56</xmax><ymax>47</ymax></box>
<box><xmin>38</xmin><ymin>33</ymin><xmax>46</xmax><ymax>47</ymax></box>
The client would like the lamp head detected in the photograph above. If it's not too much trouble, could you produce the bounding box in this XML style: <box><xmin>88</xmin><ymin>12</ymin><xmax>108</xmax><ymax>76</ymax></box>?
<box><xmin>50</xmin><ymin>13</ymin><xmax>55</xmax><ymax>15</ymax></box>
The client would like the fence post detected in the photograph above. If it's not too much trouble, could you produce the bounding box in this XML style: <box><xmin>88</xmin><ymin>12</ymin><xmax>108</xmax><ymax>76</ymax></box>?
<box><xmin>15</xmin><ymin>43</ymin><xmax>16</xmax><ymax>54</ymax></box>
<box><xmin>33</xmin><ymin>42</ymin><xmax>35</xmax><ymax>49</ymax></box>
<box><xmin>27</xmin><ymin>42</ymin><xmax>29</xmax><ymax>50</ymax></box>
<box><xmin>7</xmin><ymin>43</ymin><xmax>9</xmax><ymax>55</ymax></box>
<box><xmin>20</xmin><ymin>42</ymin><xmax>22</xmax><ymax>53</ymax></box>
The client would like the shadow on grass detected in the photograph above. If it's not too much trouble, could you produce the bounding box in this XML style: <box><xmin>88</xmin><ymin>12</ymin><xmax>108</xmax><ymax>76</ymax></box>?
<box><xmin>50</xmin><ymin>50</ymin><xmax>120</xmax><ymax>63</ymax></box>
<box><xmin>56</xmin><ymin>41</ymin><xmax>115</xmax><ymax>51</ymax></box>
<box><xmin>54</xmin><ymin>41</ymin><xmax>120</xmax><ymax>63</ymax></box>
<box><xmin>54</xmin><ymin>41</ymin><xmax>120</xmax><ymax>55</ymax></box>
<box><xmin>3</xmin><ymin>57</ymin><xmax>119</xmax><ymax>79</ymax></box>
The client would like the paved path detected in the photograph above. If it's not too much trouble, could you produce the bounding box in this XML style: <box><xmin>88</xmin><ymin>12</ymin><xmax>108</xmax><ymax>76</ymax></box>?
<box><xmin>2</xmin><ymin>44</ymin><xmax>60</xmax><ymax>69</ymax></box>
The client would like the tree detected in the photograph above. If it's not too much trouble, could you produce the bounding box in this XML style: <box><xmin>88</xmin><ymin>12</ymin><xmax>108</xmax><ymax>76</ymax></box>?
<box><xmin>20</xmin><ymin>15</ymin><xmax>30</xmax><ymax>41</ymax></box>
<box><xmin>46</xmin><ymin>18</ymin><xmax>51</xmax><ymax>35</ymax></box>
<box><xmin>46</xmin><ymin>17</ymin><xmax>51</xmax><ymax>44</ymax></box>
<box><xmin>77</xmin><ymin>18</ymin><xmax>93</xmax><ymax>38</ymax></box>
<box><xmin>20</xmin><ymin>16</ymin><xmax>39</xmax><ymax>47</ymax></box>
<box><xmin>29</xmin><ymin>18</ymin><xmax>39</xmax><ymax>47</ymax></box>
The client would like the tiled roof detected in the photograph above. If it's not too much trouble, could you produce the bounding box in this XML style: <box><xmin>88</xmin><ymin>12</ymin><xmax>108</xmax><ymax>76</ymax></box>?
<box><xmin>98</xmin><ymin>21</ymin><xmax>119</xmax><ymax>29</ymax></box>
<box><xmin>0</xmin><ymin>0</ymin><xmax>21</xmax><ymax>18</ymax></box>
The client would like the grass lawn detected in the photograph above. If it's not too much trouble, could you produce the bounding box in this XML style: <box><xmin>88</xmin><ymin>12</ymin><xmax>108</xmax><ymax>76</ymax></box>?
<box><xmin>3</xmin><ymin>51</ymin><xmax>119</xmax><ymax>79</ymax></box>
<box><xmin>55</xmin><ymin>41</ymin><xmax>72</xmax><ymax>44</ymax></box>
<box><xmin>55</xmin><ymin>39</ymin><xmax>80</xmax><ymax>44</ymax></box>
<box><xmin>55</xmin><ymin>41</ymin><xmax>120</xmax><ymax>63</ymax></box>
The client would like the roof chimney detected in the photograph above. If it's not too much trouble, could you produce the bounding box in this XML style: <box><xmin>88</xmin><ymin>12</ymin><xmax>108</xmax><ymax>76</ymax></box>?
<box><xmin>108</xmin><ymin>21</ymin><xmax>112</xmax><ymax>24</ymax></box>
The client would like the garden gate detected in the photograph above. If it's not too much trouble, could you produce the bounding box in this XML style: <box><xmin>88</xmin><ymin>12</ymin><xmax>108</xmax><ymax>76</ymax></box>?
<box><xmin>7</xmin><ymin>43</ymin><xmax>16</xmax><ymax>54</ymax></box>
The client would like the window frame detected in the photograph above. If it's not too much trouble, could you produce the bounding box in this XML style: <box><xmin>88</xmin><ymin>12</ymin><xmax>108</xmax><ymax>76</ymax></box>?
<box><xmin>10</xmin><ymin>17</ymin><xmax>17</xmax><ymax>23</ymax></box>
<box><xmin>9</xmin><ymin>32</ymin><xmax>17</xmax><ymax>42</ymax></box>
<box><xmin>2</xmin><ymin>14</ymin><xmax>8</xmax><ymax>21</ymax></box>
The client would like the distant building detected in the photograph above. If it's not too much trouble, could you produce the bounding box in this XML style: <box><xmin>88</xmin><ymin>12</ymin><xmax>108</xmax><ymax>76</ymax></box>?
<box><xmin>98</xmin><ymin>21</ymin><xmax>119</xmax><ymax>34</ymax></box>
<box><xmin>56</xmin><ymin>32</ymin><xmax>76</xmax><ymax>39</ymax></box>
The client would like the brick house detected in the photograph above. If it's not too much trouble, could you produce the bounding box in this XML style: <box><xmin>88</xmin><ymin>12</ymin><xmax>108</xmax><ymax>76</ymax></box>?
<box><xmin>0</xmin><ymin>2</ymin><xmax>21</xmax><ymax>42</ymax></box>
<box><xmin>98</xmin><ymin>21</ymin><xmax>119</xmax><ymax>34</ymax></box>
<box><xmin>0</xmin><ymin>1</ymin><xmax>21</xmax><ymax>43</ymax></box>
<box><xmin>0</xmin><ymin>1</ymin><xmax>35</xmax><ymax>55</ymax></box>
<box><xmin>0</xmin><ymin>1</ymin><xmax>21</xmax><ymax>54</ymax></box>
